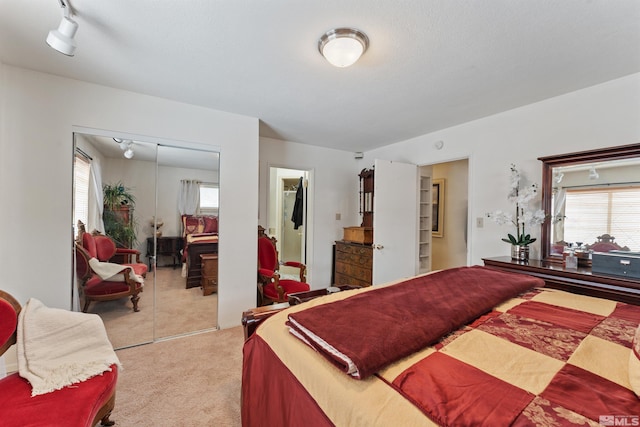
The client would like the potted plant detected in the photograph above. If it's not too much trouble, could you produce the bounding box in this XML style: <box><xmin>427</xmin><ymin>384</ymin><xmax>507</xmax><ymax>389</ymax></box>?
<box><xmin>486</xmin><ymin>164</ymin><xmax>546</xmax><ymax>261</ymax></box>
<box><xmin>103</xmin><ymin>182</ymin><xmax>138</xmax><ymax>248</ymax></box>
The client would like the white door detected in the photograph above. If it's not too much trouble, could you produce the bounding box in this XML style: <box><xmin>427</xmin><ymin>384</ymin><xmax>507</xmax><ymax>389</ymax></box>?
<box><xmin>372</xmin><ymin>159</ymin><xmax>418</xmax><ymax>285</ymax></box>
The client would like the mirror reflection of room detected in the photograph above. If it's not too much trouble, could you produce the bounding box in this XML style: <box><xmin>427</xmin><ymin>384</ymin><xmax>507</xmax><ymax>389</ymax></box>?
<box><xmin>73</xmin><ymin>133</ymin><xmax>219</xmax><ymax>349</ymax></box>
<box><xmin>551</xmin><ymin>158</ymin><xmax>640</xmax><ymax>257</ymax></box>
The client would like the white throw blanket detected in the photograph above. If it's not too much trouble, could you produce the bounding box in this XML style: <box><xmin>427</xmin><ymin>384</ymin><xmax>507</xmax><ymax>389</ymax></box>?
<box><xmin>17</xmin><ymin>298</ymin><xmax>121</xmax><ymax>396</ymax></box>
<box><xmin>89</xmin><ymin>258</ymin><xmax>144</xmax><ymax>284</ymax></box>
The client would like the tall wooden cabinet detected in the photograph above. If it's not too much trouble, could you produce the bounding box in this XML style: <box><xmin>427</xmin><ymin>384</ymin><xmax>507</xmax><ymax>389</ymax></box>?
<box><xmin>334</xmin><ymin>241</ymin><xmax>373</xmax><ymax>287</ymax></box>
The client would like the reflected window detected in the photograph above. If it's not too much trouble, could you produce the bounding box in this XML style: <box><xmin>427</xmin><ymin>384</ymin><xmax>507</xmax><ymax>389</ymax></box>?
<box><xmin>563</xmin><ymin>186</ymin><xmax>640</xmax><ymax>250</ymax></box>
<box><xmin>74</xmin><ymin>151</ymin><xmax>90</xmax><ymax>235</ymax></box>
<box><xmin>199</xmin><ymin>183</ymin><xmax>219</xmax><ymax>214</ymax></box>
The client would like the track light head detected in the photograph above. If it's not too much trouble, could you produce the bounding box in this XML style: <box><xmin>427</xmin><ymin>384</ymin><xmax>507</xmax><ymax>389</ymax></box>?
<box><xmin>47</xmin><ymin>5</ymin><xmax>78</xmax><ymax>56</ymax></box>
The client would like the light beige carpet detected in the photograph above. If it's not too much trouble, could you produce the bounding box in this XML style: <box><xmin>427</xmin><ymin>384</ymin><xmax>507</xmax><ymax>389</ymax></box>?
<box><xmin>113</xmin><ymin>326</ymin><xmax>244</xmax><ymax>426</ymax></box>
<box><xmin>88</xmin><ymin>267</ymin><xmax>218</xmax><ymax>349</ymax></box>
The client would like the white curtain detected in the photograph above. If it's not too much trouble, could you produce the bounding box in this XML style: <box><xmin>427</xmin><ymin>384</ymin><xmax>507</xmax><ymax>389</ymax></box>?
<box><xmin>88</xmin><ymin>159</ymin><xmax>105</xmax><ymax>233</ymax></box>
<box><xmin>553</xmin><ymin>187</ymin><xmax>566</xmax><ymax>242</ymax></box>
<box><xmin>178</xmin><ymin>179</ymin><xmax>200</xmax><ymax>215</ymax></box>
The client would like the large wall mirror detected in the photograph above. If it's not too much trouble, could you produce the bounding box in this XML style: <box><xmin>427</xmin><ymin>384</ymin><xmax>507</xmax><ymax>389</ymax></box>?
<box><xmin>73</xmin><ymin>131</ymin><xmax>220</xmax><ymax>349</ymax></box>
<box><xmin>539</xmin><ymin>143</ymin><xmax>640</xmax><ymax>263</ymax></box>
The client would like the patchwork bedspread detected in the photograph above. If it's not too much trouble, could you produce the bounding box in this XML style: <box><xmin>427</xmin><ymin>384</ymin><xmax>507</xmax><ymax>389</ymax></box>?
<box><xmin>244</xmin><ymin>269</ymin><xmax>640</xmax><ymax>427</ymax></box>
<box><xmin>381</xmin><ymin>287</ymin><xmax>640</xmax><ymax>426</ymax></box>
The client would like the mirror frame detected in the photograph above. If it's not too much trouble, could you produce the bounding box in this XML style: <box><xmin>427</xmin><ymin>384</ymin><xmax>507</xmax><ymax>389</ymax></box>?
<box><xmin>538</xmin><ymin>142</ymin><xmax>640</xmax><ymax>263</ymax></box>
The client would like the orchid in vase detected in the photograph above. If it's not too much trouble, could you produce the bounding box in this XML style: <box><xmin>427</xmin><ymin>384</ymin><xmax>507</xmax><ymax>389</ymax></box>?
<box><xmin>487</xmin><ymin>164</ymin><xmax>546</xmax><ymax>255</ymax></box>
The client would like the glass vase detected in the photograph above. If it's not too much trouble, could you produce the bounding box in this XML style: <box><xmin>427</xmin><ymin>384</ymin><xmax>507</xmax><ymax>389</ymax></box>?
<box><xmin>511</xmin><ymin>245</ymin><xmax>530</xmax><ymax>262</ymax></box>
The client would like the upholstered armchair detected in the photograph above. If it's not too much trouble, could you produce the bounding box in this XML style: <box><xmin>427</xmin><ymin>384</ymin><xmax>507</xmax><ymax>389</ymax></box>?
<box><xmin>587</xmin><ymin>234</ymin><xmax>630</xmax><ymax>252</ymax></box>
<box><xmin>257</xmin><ymin>227</ymin><xmax>309</xmax><ymax>305</ymax></box>
<box><xmin>75</xmin><ymin>244</ymin><xmax>144</xmax><ymax>312</ymax></box>
<box><xmin>0</xmin><ymin>290</ymin><xmax>118</xmax><ymax>426</ymax></box>
<box><xmin>77</xmin><ymin>222</ymin><xmax>148</xmax><ymax>278</ymax></box>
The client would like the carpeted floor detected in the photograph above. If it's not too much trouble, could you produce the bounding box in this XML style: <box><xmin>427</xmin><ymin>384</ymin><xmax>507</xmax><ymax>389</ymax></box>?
<box><xmin>89</xmin><ymin>267</ymin><xmax>218</xmax><ymax>349</ymax></box>
<box><xmin>113</xmin><ymin>326</ymin><xmax>244</xmax><ymax>426</ymax></box>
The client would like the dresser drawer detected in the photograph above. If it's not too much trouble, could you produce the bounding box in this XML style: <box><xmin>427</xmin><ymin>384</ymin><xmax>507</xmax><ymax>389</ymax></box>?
<box><xmin>335</xmin><ymin>272</ymin><xmax>370</xmax><ymax>288</ymax></box>
<box><xmin>336</xmin><ymin>241</ymin><xmax>372</xmax><ymax>257</ymax></box>
<box><xmin>335</xmin><ymin>261</ymin><xmax>372</xmax><ymax>282</ymax></box>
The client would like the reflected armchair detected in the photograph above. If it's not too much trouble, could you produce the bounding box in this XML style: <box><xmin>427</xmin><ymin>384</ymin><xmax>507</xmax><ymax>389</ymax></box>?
<box><xmin>257</xmin><ymin>226</ymin><xmax>309</xmax><ymax>305</ymax></box>
<box><xmin>75</xmin><ymin>244</ymin><xmax>143</xmax><ymax>313</ymax></box>
<box><xmin>77</xmin><ymin>222</ymin><xmax>148</xmax><ymax>278</ymax></box>
<box><xmin>587</xmin><ymin>234</ymin><xmax>630</xmax><ymax>252</ymax></box>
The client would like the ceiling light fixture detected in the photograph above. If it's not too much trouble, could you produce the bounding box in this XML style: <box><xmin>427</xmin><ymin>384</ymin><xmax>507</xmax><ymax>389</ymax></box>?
<box><xmin>46</xmin><ymin>0</ymin><xmax>78</xmax><ymax>56</ymax></box>
<box><xmin>318</xmin><ymin>28</ymin><xmax>369</xmax><ymax>68</ymax></box>
<box><xmin>114</xmin><ymin>138</ymin><xmax>135</xmax><ymax>159</ymax></box>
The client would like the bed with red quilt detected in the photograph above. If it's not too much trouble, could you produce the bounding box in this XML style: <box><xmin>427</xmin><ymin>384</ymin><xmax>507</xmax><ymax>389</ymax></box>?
<box><xmin>242</xmin><ymin>266</ymin><xmax>640</xmax><ymax>426</ymax></box>
<box><xmin>181</xmin><ymin>214</ymin><xmax>218</xmax><ymax>288</ymax></box>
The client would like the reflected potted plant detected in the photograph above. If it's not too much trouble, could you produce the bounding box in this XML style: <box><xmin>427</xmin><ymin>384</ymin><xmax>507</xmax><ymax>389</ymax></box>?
<box><xmin>487</xmin><ymin>164</ymin><xmax>546</xmax><ymax>261</ymax></box>
<box><xmin>103</xmin><ymin>182</ymin><xmax>138</xmax><ymax>248</ymax></box>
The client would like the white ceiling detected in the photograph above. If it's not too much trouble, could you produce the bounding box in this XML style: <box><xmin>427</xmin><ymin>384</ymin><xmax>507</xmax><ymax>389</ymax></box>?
<box><xmin>1</xmin><ymin>0</ymin><xmax>639</xmax><ymax>153</ymax></box>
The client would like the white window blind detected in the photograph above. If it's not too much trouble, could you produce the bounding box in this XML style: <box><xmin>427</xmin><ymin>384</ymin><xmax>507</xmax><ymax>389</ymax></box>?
<box><xmin>74</xmin><ymin>153</ymin><xmax>90</xmax><ymax>234</ymax></box>
<box><xmin>199</xmin><ymin>183</ymin><xmax>219</xmax><ymax>213</ymax></box>
<box><xmin>564</xmin><ymin>187</ymin><xmax>640</xmax><ymax>251</ymax></box>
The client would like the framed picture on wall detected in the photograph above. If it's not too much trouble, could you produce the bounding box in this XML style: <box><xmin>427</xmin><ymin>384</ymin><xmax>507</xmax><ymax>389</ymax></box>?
<box><xmin>432</xmin><ymin>178</ymin><xmax>445</xmax><ymax>238</ymax></box>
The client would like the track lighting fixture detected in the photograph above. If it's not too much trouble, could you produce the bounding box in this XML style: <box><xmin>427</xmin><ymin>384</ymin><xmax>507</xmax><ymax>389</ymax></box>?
<box><xmin>114</xmin><ymin>138</ymin><xmax>135</xmax><ymax>159</ymax></box>
<box><xmin>46</xmin><ymin>0</ymin><xmax>78</xmax><ymax>56</ymax></box>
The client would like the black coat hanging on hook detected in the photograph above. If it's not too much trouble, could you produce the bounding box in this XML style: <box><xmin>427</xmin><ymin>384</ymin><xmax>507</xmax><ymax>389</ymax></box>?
<box><xmin>291</xmin><ymin>177</ymin><xmax>304</xmax><ymax>229</ymax></box>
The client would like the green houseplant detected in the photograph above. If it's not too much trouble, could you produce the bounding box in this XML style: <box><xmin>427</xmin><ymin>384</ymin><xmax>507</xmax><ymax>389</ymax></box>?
<box><xmin>103</xmin><ymin>182</ymin><xmax>138</xmax><ymax>248</ymax></box>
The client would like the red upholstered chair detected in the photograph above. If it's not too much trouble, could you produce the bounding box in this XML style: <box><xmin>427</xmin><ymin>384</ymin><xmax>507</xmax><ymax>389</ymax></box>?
<box><xmin>0</xmin><ymin>290</ymin><xmax>118</xmax><ymax>426</ymax></box>
<box><xmin>587</xmin><ymin>234</ymin><xmax>630</xmax><ymax>252</ymax></box>
<box><xmin>82</xmin><ymin>230</ymin><xmax>148</xmax><ymax>278</ymax></box>
<box><xmin>76</xmin><ymin>244</ymin><xmax>143</xmax><ymax>312</ymax></box>
<box><xmin>257</xmin><ymin>227</ymin><xmax>309</xmax><ymax>305</ymax></box>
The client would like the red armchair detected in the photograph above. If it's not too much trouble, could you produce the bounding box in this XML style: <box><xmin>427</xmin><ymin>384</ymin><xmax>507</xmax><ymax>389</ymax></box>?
<box><xmin>0</xmin><ymin>290</ymin><xmax>118</xmax><ymax>426</ymax></box>
<box><xmin>75</xmin><ymin>244</ymin><xmax>144</xmax><ymax>312</ymax></box>
<box><xmin>79</xmin><ymin>224</ymin><xmax>147</xmax><ymax>278</ymax></box>
<box><xmin>257</xmin><ymin>226</ymin><xmax>309</xmax><ymax>305</ymax></box>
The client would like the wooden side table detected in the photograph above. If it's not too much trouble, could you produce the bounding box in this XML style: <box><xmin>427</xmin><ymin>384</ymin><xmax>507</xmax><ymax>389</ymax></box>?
<box><xmin>146</xmin><ymin>236</ymin><xmax>182</xmax><ymax>269</ymax></box>
<box><xmin>200</xmin><ymin>253</ymin><xmax>218</xmax><ymax>296</ymax></box>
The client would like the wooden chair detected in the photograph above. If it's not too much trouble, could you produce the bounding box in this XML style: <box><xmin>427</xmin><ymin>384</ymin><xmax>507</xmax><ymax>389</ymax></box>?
<box><xmin>0</xmin><ymin>290</ymin><xmax>118</xmax><ymax>426</ymax></box>
<box><xmin>587</xmin><ymin>234</ymin><xmax>630</xmax><ymax>252</ymax></box>
<box><xmin>257</xmin><ymin>226</ymin><xmax>309</xmax><ymax>305</ymax></box>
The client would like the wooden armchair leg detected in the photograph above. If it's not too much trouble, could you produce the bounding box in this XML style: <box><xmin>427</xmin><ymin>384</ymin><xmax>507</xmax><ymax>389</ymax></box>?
<box><xmin>130</xmin><ymin>294</ymin><xmax>140</xmax><ymax>312</ymax></box>
<box><xmin>82</xmin><ymin>300</ymin><xmax>91</xmax><ymax>313</ymax></box>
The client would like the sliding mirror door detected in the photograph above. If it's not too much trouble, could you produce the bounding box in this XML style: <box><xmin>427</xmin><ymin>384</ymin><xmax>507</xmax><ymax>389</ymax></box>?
<box><xmin>155</xmin><ymin>145</ymin><xmax>219</xmax><ymax>339</ymax></box>
<box><xmin>73</xmin><ymin>133</ymin><xmax>157</xmax><ymax>349</ymax></box>
<box><xmin>73</xmin><ymin>132</ymin><xmax>220</xmax><ymax>349</ymax></box>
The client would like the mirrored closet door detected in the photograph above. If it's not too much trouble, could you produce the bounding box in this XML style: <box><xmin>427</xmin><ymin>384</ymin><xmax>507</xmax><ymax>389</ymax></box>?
<box><xmin>73</xmin><ymin>132</ymin><xmax>219</xmax><ymax>349</ymax></box>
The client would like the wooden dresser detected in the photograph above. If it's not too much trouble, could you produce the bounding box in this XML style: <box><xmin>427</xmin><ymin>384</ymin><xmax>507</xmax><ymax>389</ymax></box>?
<box><xmin>334</xmin><ymin>240</ymin><xmax>372</xmax><ymax>287</ymax></box>
<box><xmin>483</xmin><ymin>256</ymin><xmax>640</xmax><ymax>305</ymax></box>
<box><xmin>200</xmin><ymin>253</ymin><xmax>218</xmax><ymax>296</ymax></box>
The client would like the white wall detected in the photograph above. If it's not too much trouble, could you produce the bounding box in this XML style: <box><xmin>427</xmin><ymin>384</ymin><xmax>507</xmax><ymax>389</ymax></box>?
<box><xmin>259</xmin><ymin>137</ymin><xmax>358</xmax><ymax>288</ymax></box>
<box><xmin>0</xmin><ymin>63</ymin><xmax>258</xmax><ymax>329</ymax></box>
<box><xmin>364</xmin><ymin>73</ymin><xmax>640</xmax><ymax>265</ymax></box>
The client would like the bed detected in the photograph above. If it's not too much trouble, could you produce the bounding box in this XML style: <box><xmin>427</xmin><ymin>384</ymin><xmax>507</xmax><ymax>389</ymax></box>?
<box><xmin>181</xmin><ymin>214</ymin><xmax>219</xmax><ymax>288</ymax></box>
<box><xmin>241</xmin><ymin>265</ymin><xmax>640</xmax><ymax>426</ymax></box>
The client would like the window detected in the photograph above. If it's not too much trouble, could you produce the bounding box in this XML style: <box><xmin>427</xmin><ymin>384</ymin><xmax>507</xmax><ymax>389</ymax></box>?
<box><xmin>563</xmin><ymin>186</ymin><xmax>640</xmax><ymax>251</ymax></box>
<box><xmin>73</xmin><ymin>153</ymin><xmax>91</xmax><ymax>235</ymax></box>
<box><xmin>199</xmin><ymin>183</ymin><xmax>219</xmax><ymax>214</ymax></box>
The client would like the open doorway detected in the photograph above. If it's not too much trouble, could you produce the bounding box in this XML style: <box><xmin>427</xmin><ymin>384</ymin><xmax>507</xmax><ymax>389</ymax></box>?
<box><xmin>268</xmin><ymin>167</ymin><xmax>310</xmax><ymax>266</ymax></box>
<box><xmin>420</xmin><ymin>158</ymin><xmax>469</xmax><ymax>270</ymax></box>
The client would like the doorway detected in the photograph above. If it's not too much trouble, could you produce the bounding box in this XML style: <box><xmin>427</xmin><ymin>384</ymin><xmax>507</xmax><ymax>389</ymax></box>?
<box><xmin>267</xmin><ymin>167</ymin><xmax>310</xmax><ymax>267</ymax></box>
<box><xmin>420</xmin><ymin>158</ymin><xmax>469</xmax><ymax>270</ymax></box>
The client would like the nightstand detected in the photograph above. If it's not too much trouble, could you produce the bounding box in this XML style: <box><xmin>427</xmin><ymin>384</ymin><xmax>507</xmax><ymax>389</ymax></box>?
<box><xmin>200</xmin><ymin>253</ymin><xmax>218</xmax><ymax>296</ymax></box>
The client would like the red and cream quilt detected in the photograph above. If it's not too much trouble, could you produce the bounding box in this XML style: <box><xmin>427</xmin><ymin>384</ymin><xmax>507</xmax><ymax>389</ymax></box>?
<box><xmin>245</xmin><ymin>268</ymin><xmax>640</xmax><ymax>427</ymax></box>
<box><xmin>382</xmin><ymin>287</ymin><xmax>640</xmax><ymax>426</ymax></box>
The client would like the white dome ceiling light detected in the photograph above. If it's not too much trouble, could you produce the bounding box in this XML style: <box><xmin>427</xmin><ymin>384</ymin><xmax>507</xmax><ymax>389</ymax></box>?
<box><xmin>318</xmin><ymin>28</ymin><xmax>369</xmax><ymax>68</ymax></box>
